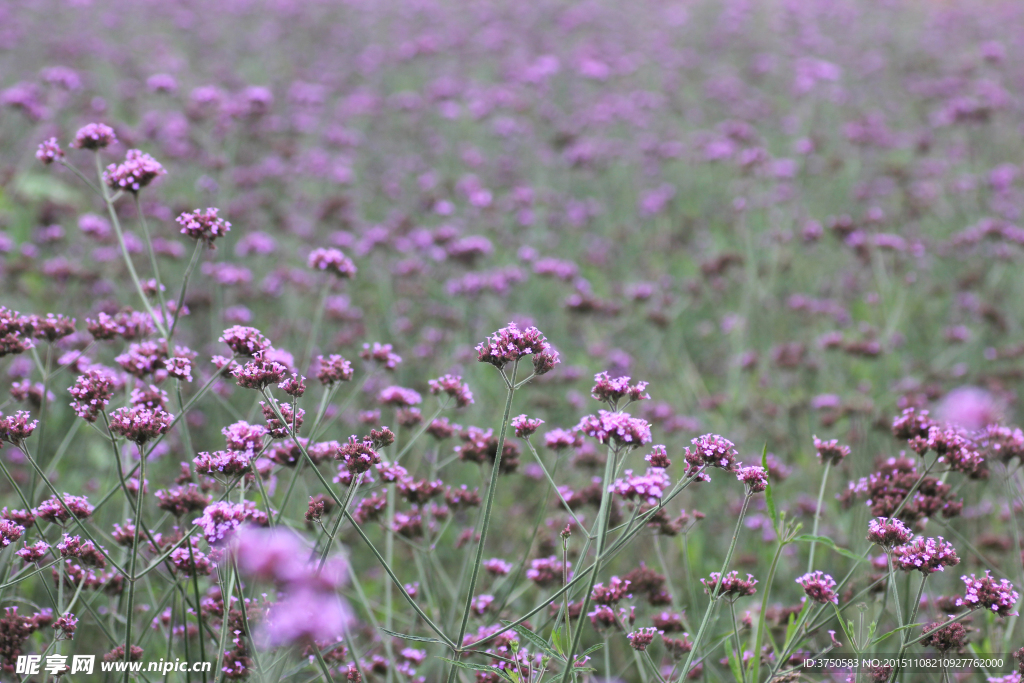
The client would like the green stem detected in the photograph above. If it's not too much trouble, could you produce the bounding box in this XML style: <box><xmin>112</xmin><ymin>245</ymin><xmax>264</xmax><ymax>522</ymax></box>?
<box><xmin>448</xmin><ymin>362</ymin><xmax>519</xmax><ymax>682</ymax></box>
<box><xmin>167</xmin><ymin>240</ymin><xmax>205</xmax><ymax>341</ymax></box>
<box><xmin>677</xmin><ymin>492</ymin><xmax>753</xmax><ymax>682</ymax></box>
<box><xmin>807</xmin><ymin>460</ymin><xmax>831</xmax><ymax>573</ymax></box>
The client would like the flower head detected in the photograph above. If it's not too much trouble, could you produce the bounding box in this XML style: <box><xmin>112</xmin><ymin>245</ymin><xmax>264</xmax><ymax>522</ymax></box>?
<box><xmin>476</xmin><ymin>322</ymin><xmax>550</xmax><ymax>369</ymax></box>
<box><xmin>736</xmin><ymin>465</ymin><xmax>768</xmax><ymax>493</ymax></box>
<box><xmin>576</xmin><ymin>411</ymin><xmax>652</xmax><ymax>449</ymax></box>
<box><xmin>219</xmin><ymin>326</ymin><xmax>271</xmax><ymax>356</ymax></box>
<box><xmin>317</xmin><ymin>355</ymin><xmax>354</xmax><ymax>384</ymax></box>
<box><xmin>511</xmin><ymin>415</ymin><xmax>544</xmax><ymax>438</ymax></box>
<box><xmin>796</xmin><ymin>571</ymin><xmax>838</xmax><ymax>604</ymax></box>
<box><xmin>956</xmin><ymin>571</ymin><xmax>1019</xmax><ymax>616</ymax></box>
<box><xmin>177</xmin><ymin>208</ymin><xmax>231</xmax><ymax>248</ymax></box>
<box><xmin>103</xmin><ymin>149</ymin><xmax>166</xmax><ymax>192</ymax></box>
<box><xmin>867</xmin><ymin>517</ymin><xmax>914</xmax><ymax>549</ymax></box>
<box><xmin>307</xmin><ymin>248</ymin><xmax>357</xmax><ymax>278</ymax></box>
<box><xmin>627</xmin><ymin>627</ymin><xmax>661</xmax><ymax>651</ymax></box>
<box><xmin>701</xmin><ymin>571</ymin><xmax>758</xmax><ymax>599</ymax></box>
<box><xmin>71</xmin><ymin>123</ymin><xmax>117</xmax><ymax>150</ymax></box>
<box><xmin>591</xmin><ymin>372</ymin><xmax>650</xmax><ymax>406</ymax></box>
<box><xmin>428</xmin><ymin>374</ymin><xmax>473</xmax><ymax>407</ymax></box>
<box><xmin>36</xmin><ymin>138</ymin><xmax>63</xmax><ymax>165</ymax></box>
<box><xmin>108</xmin><ymin>406</ymin><xmax>172</xmax><ymax>445</ymax></box>
<box><xmin>0</xmin><ymin>411</ymin><xmax>39</xmax><ymax>446</ymax></box>
<box><xmin>893</xmin><ymin>537</ymin><xmax>960</xmax><ymax>573</ymax></box>
<box><xmin>813</xmin><ymin>436</ymin><xmax>850</xmax><ymax>466</ymax></box>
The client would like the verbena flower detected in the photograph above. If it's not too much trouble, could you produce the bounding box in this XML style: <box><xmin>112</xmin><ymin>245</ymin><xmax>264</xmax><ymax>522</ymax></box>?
<box><xmin>867</xmin><ymin>517</ymin><xmax>913</xmax><ymax>549</ymax></box>
<box><xmin>360</xmin><ymin>342</ymin><xmax>401</xmax><ymax>370</ymax></box>
<box><xmin>36</xmin><ymin>138</ymin><xmax>63</xmax><ymax>164</ymax></box>
<box><xmin>35</xmin><ymin>494</ymin><xmax>94</xmax><ymax>524</ymax></box>
<box><xmin>893</xmin><ymin>536</ymin><xmax>960</xmax><ymax>573</ymax></box>
<box><xmin>813</xmin><ymin>436</ymin><xmax>850</xmax><ymax>465</ymax></box>
<box><xmin>511</xmin><ymin>415</ymin><xmax>544</xmax><ymax>438</ymax></box>
<box><xmin>796</xmin><ymin>571</ymin><xmax>838</xmax><ymax>604</ymax></box>
<box><xmin>317</xmin><ymin>354</ymin><xmax>353</xmax><ymax>384</ymax></box>
<box><xmin>701</xmin><ymin>571</ymin><xmax>758</xmax><ymax>598</ymax></box>
<box><xmin>108</xmin><ymin>405</ymin><xmax>173</xmax><ymax>445</ymax></box>
<box><xmin>219</xmin><ymin>326</ymin><xmax>271</xmax><ymax>356</ymax></box>
<box><xmin>476</xmin><ymin>322</ymin><xmax>550</xmax><ymax>369</ymax></box>
<box><xmin>103</xmin><ymin>149</ymin><xmax>166</xmax><ymax>192</ymax></box>
<box><xmin>0</xmin><ymin>411</ymin><xmax>39</xmax><ymax>446</ymax></box>
<box><xmin>71</xmin><ymin>122</ymin><xmax>117</xmax><ymax>150</ymax></box>
<box><xmin>591</xmin><ymin>371</ymin><xmax>650</xmax><ymax>406</ymax></box>
<box><xmin>427</xmin><ymin>374</ymin><xmax>473</xmax><ymax>407</ymax></box>
<box><xmin>307</xmin><ymin>247</ymin><xmax>357</xmax><ymax>278</ymax></box>
<box><xmin>627</xmin><ymin>627</ymin><xmax>661</xmax><ymax>651</ymax></box>
<box><xmin>736</xmin><ymin>465</ymin><xmax>769</xmax><ymax>493</ymax></box>
<box><xmin>176</xmin><ymin>208</ymin><xmax>231</xmax><ymax>248</ymax></box>
<box><xmin>956</xmin><ymin>571</ymin><xmax>1019</xmax><ymax>616</ymax></box>
<box><xmin>576</xmin><ymin>410</ymin><xmax>652</xmax><ymax>449</ymax></box>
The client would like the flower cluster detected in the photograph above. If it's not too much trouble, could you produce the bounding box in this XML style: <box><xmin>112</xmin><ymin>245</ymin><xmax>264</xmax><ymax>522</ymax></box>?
<box><xmin>71</xmin><ymin>122</ymin><xmax>117</xmax><ymax>149</ymax></box>
<box><xmin>233</xmin><ymin>353</ymin><xmax>288</xmax><ymax>390</ymax></box>
<box><xmin>576</xmin><ymin>411</ymin><xmax>652</xmax><ymax>449</ymax></box>
<box><xmin>795</xmin><ymin>571</ymin><xmax>838</xmax><ymax>604</ymax></box>
<box><xmin>317</xmin><ymin>354</ymin><xmax>354</xmax><ymax>384</ymax></box>
<box><xmin>736</xmin><ymin>465</ymin><xmax>768</xmax><ymax>493</ymax></box>
<box><xmin>307</xmin><ymin>247</ymin><xmax>357</xmax><ymax>278</ymax></box>
<box><xmin>701</xmin><ymin>571</ymin><xmax>758</xmax><ymax>599</ymax></box>
<box><xmin>956</xmin><ymin>572</ymin><xmax>1019</xmax><ymax>617</ymax></box>
<box><xmin>683</xmin><ymin>433</ymin><xmax>739</xmax><ymax>481</ymax></box>
<box><xmin>627</xmin><ymin>627</ymin><xmax>661</xmax><ymax>651</ymax></box>
<box><xmin>102</xmin><ymin>149</ymin><xmax>166</xmax><ymax>192</ymax></box>
<box><xmin>610</xmin><ymin>468</ymin><xmax>671</xmax><ymax>505</ymax></box>
<box><xmin>591</xmin><ymin>372</ymin><xmax>650</xmax><ymax>406</ymax></box>
<box><xmin>427</xmin><ymin>374</ymin><xmax>474</xmax><ymax>407</ymax></box>
<box><xmin>192</xmin><ymin>501</ymin><xmax>269</xmax><ymax>546</ymax></box>
<box><xmin>867</xmin><ymin>517</ymin><xmax>914</xmax><ymax>549</ymax></box>
<box><xmin>476</xmin><ymin>322</ymin><xmax>557</xmax><ymax>374</ymax></box>
<box><xmin>360</xmin><ymin>342</ymin><xmax>402</xmax><ymax>370</ymax></box>
<box><xmin>176</xmin><ymin>208</ymin><xmax>231</xmax><ymax>247</ymax></box>
<box><xmin>813</xmin><ymin>436</ymin><xmax>850</xmax><ymax>466</ymax></box>
<box><xmin>511</xmin><ymin>415</ymin><xmax>544</xmax><ymax>438</ymax></box>
<box><xmin>108</xmin><ymin>406</ymin><xmax>173</xmax><ymax>445</ymax></box>
<box><xmin>0</xmin><ymin>411</ymin><xmax>38</xmax><ymax>447</ymax></box>
<box><xmin>892</xmin><ymin>536</ymin><xmax>960</xmax><ymax>573</ymax></box>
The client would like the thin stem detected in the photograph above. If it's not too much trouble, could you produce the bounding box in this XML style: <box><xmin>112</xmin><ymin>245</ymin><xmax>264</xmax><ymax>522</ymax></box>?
<box><xmin>559</xmin><ymin>443</ymin><xmax>618</xmax><ymax>682</ymax></box>
<box><xmin>123</xmin><ymin>444</ymin><xmax>147</xmax><ymax>681</ymax></box>
<box><xmin>135</xmin><ymin>192</ymin><xmax>169</xmax><ymax>319</ymax></box>
<box><xmin>807</xmin><ymin>460</ymin><xmax>831</xmax><ymax>573</ymax></box>
<box><xmin>677</xmin><ymin>492</ymin><xmax>753</xmax><ymax>682</ymax></box>
<box><xmin>167</xmin><ymin>240</ymin><xmax>205</xmax><ymax>341</ymax></box>
<box><xmin>448</xmin><ymin>361</ymin><xmax>519</xmax><ymax>682</ymax></box>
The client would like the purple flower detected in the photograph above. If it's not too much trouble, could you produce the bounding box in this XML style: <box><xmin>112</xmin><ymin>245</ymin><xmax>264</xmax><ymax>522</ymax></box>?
<box><xmin>476</xmin><ymin>322</ymin><xmax>550</xmax><ymax>369</ymax></box>
<box><xmin>428</xmin><ymin>374</ymin><xmax>473</xmax><ymax>407</ymax></box>
<box><xmin>316</xmin><ymin>354</ymin><xmax>353</xmax><ymax>384</ymax></box>
<box><xmin>893</xmin><ymin>537</ymin><xmax>960</xmax><ymax>574</ymax></box>
<box><xmin>511</xmin><ymin>415</ymin><xmax>544</xmax><ymax>438</ymax></box>
<box><xmin>576</xmin><ymin>411</ymin><xmax>652</xmax><ymax>449</ymax></box>
<box><xmin>813</xmin><ymin>436</ymin><xmax>850</xmax><ymax>466</ymax></box>
<box><xmin>219</xmin><ymin>326</ymin><xmax>271</xmax><ymax>356</ymax></box>
<box><xmin>232</xmin><ymin>526</ymin><xmax>308</xmax><ymax>585</ymax></box>
<box><xmin>956</xmin><ymin>571</ymin><xmax>1019</xmax><ymax>616</ymax></box>
<box><xmin>0</xmin><ymin>519</ymin><xmax>25</xmax><ymax>547</ymax></box>
<box><xmin>0</xmin><ymin>411</ymin><xmax>39</xmax><ymax>446</ymax></box>
<box><xmin>645</xmin><ymin>445</ymin><xmax>671</xmax><ymax>468</ymax></box>
<box><xmin>627</xmin><ymin>627</ymin><xmax>662</xmax><ymax>651</ymax></box>
<box><xmin>591</xmin><ymin>371</ymin><xmax>650</xmax><ymax>406</ymax></box>
<box><xmin>736</xmin><ymin>465</ymin><xmax>769</xmax><ymax>493</ymax></box>
<box><xmin>103</xmin><ymin>149</ymin><xmax>166</xmax><ymax>192</ymax></box>
<box><xmin>108</xmin><ymin>406</ymin><xmax>172</xmax><ymax>445</ymax></box>
<box><xmin>263</xmin><ymin>587</ymin><xmax>352</xmax><ymax>648</ymax></box>
<box><xmin>378</xmin><ymin>386</ymin><xmax>422</xmax><ymax>407</ymax></box>
<box><xmin>71</xmin><ymin>123</ymin><xmax>117</xmax><ymax>150</ymax></box>
<box><xmin>307</xmin><ymin>247</ymin><xmax>357</xmax><ymax>278</ymax></box>
<box><xmin>192</xmin><ymin>501</ymin><xmax>268</xmax><ymax>546</ymax></box>
<box><xmin>360</xmin><ymin>342</ymin><xmax>402</xmax><ymax>370</ymax></box>
<box><xmin>176</xmin><ymin>208</ymin><xmax>231</xmax><ymax>248</ymax></box>
<box><xmin>68</xmin><ymin>370</ymin><xmax>116</xmax><ymax>422</ymax></box>
<box><xmin>796</xmin><ymin>571</ymin><xmax>838</xmax><ymax>604</ymax></box>
<box><xmin>35</xmin><ymin>494</ymin><xmax>94</xmax><ymax>524</ymax></box>
<box><xmin>867</xmin><ymin>517</ymin><xmax>913</xmax><ymax>549</ymax></box>
<box><xmin>36</xmin><ymin>138</ymin><xmax>63</xmax><ymax>165</ymax></box>
<box><xmin>233</xmin><ymin>353</ymin><xmax>288</xmax><ymax>391</ymax></box>
<box><xmin>701</xmin><ymin>571</ymin><xmax>758</xmax><ymax>598</ymax></box>
<box><xmin>544</xmin><ymin>429</ymin><xmax>580</xmax><ymax>450</ymax></box>
<box><xmin>610</xmin><ymin>468</ymin><xmax>671</xmax><ymax>505</ymax></box>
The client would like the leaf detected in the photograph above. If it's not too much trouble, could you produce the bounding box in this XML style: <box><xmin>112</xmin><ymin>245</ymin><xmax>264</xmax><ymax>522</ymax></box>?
<box><xmin>784</xmin><ymin>600</ymin><xmax>810</xmax><ymax>651</ymax></box>
<box><xmin>871</xmin><ymin>622</ymin><xmax>924</xmax><ymax>646</ymax></box>
<box><xmin>438</xmin><ymin>658</ymin><xmax>515</xmax><ymax>681</ymax></box>
<box><xmin>551</xmin><ymin>628</ymin><xmax>564</xmax><ymax>657</ymax></box>
<box><xmin>761</xmin><ymin>443</ymin><xmax>779</xmax><ymax>532</ymax></box>
<box><xmin>792</xmin><ymin>535</ymin><xmax>867</xmax><ymax>563</ymax></box>
<box><xmin>379</xmin><ymin>627</ymin><xmax>442</xmax><ymax>643</ymax></box>
<box><xmin>581</xmin><ymin>642</ymin><xmax>605</xmax><ymax>657</ymax></box>
<box><xmin>830</xmin><ymin>604</ymin><xmax>857</xmax><ymax>652</ymax></box>
<box><xmin>500</xmin><ymin>620</ymin><xmax>563</xmax><ymax>661</ymax></box>
<box><xmin>726</xmin><ymin>644</ymin><xmax>744</xmax><ymax>683</ymax></box>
